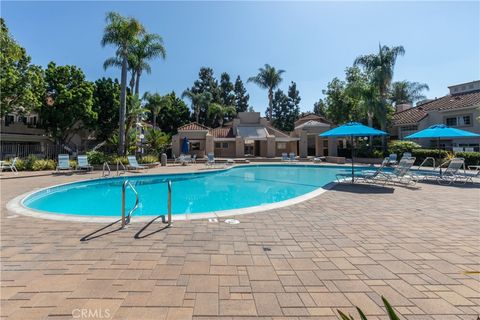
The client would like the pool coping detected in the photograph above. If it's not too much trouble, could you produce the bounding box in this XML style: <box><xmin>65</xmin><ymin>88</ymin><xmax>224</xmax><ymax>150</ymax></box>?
<box><xmin>6</xmin><ymin>163</ymin><xmax>344</xmax><ymax>223</ymax></box>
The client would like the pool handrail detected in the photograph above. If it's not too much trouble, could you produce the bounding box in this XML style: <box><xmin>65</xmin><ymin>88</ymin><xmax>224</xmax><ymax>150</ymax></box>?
<box><xmin>116</xmin><ymin>160</ymin><xmax>126</xmax><ymax>176</ymax></box>
<box><xmin>102</xmin><ymin>162</ymin><xmax>111</xmax><ymax>177</ymax></box>
<box><xmin>121</xmin><ymin>180</ymin><xmax>139</xmax><ymax>228</ymax></box>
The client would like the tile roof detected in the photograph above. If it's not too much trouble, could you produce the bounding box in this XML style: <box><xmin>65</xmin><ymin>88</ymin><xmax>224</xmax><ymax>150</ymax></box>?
<box><xmin>177</xmin><ymin>122</ymin><xmax>211</xmax><ymax>131</ymax></box>
<box><xmin>209</xmin><ymin>127</ymin><xmax>235</xmax><ymax>138</ymax></box>
<box><xmin>392</xmin><ymin>90</ymin><xmax>480</xmax><ymax>126</ymax></box>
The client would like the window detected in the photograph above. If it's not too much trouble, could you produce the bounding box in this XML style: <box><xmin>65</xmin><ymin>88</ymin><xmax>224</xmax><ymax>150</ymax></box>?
<box><xmin>4</xmin><ymin>115</ymin><xmax>14</xmax><ymax>126</ymax></box>
<box><xmin>400</xmin><ymin>125</ymin><xmax>418</xmax><ymax>132</ymax></box>
<box><xmin>222</xmin><ymin>142</ymin><xmax>229</xmax><ymax>149</ymax></box>
<box><xmin>445</xmin><ymin>115</ymin><xmax>471</xmax><ymax>127</ymax></box>
<box><xmin>191</xmin><ymin>142</ymin><xmax>200</xmax><ymax>150</ymax></box>
<box><xmin>215</xmin><ymin>142</ymin><xmax>229</xmax><ymax>149</ymax></box>
<box><xmin>277</xmin><ymin>142</ymin><xmax>287</xmax><ymax>149</ymax></box>
<box><xmin>215</xmin><ymin>142</ymin><xmax>221</xmax><ymax>148</ymax></box>
<box><xmin>446</xmin><ymin>117</ymin><xmax>457</xmax><ymax>126</ymax></box>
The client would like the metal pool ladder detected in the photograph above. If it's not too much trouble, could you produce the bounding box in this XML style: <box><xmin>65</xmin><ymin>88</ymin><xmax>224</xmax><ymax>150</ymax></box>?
<box><xmin>121</xmin><ymin>180</ymin><xmax>139</xmax><ymax>228</ymax></box>
<box><xmin>121</xmin><ymin>179</ymin><xmax>172</xmax><ymax>229</ymax></box>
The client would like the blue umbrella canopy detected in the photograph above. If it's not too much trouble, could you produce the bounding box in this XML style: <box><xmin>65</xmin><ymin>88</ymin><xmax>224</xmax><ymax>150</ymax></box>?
<box><xmin>404</xmin><ymin>124</ymin><xmax>480</xmax><ymax>139</ymax></box>
<box><xmin>320</xmin><ymin>122</ymin><xmax>388</xmax><ymax>137</ymax></box>
<box><xmin>319</xmin><ymin>122</ymin><xmax>388</xmax><ymax>183</ymax></box>
<box><xmin>181</xmin><ymin>137</ymin><xmax>190</xmax><ymax>154</ymax></box>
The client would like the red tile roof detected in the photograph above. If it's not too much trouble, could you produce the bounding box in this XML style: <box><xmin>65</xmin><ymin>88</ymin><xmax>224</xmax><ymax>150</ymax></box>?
<box><xmin>392</xmin><ymin>90</ymin><xmax>480</xmax><ymax>125</ymax></box>
<box><xmin>177</xmin><ymin>122</ymin><xmax>211</xmax><ymax>131</ymax></box>
<box><xmin>210</xmin><ymin>127</ymin><xmax>235</xmax><ymax>138</ymax></box>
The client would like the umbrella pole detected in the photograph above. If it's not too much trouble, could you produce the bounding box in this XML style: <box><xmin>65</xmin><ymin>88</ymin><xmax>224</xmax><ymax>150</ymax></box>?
<box><xmin>438</xmin><ymin>137</ymin><xmax>442</xmax><ymax>175</ymax></box>
<box><xmin>351</xmin><ymin>136</ymin><xmax>355</xmax><ymax>183</ymax></box>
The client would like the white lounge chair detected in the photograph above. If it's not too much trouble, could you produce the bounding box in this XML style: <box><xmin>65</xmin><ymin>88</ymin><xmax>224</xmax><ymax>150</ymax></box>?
<box><xmin>402</xmin><ymin>152</ymin><xmax>412</xmax><ymax>159</ymax></box>
<box><xmin>375</xmin><ymin>157</ymin><xmax>417</xmax><ymax>186</ymax></box>
<box><xmin>387</xmin><ymin>153</ymin><xmax>398</xmax><ymax>166</ymax></box>
<box><xmin>289</xmin><ymin>153</ymin><xmax>298</xmax><ymax>162</ymax></box>
<box><xmin>313</xmin><ymin>156</ymin><xmax>326</xmax><ymax>163</ymax></box>
<box><xmin>336</xmin><ymin>157</ymin><xmax>389</xmax><ymax>184</ymax></box>
<box><xmin>281</xmin><ymin>153</ymin><xmax>289</xmax><ymax>161</ymax></box>
<box><xmin>127</xmin><ymin>155</ymin><xmax>147</xmax><ymax>171</ymax></box>
<box><xmin>206</xmin><ymin>153</ymin><xmax>215</xmax><ymax>167</ymax></box>
<box><xmin>77</xmin><ymin>155</ymin><xmax>93</xmax><ymax>171</ymax></box>
<box><xmin>57</xmin><ymin>154</ymin><xmax>72</xmax><ymax>172</ymax></box>
<box><xmin>437</xmin><ymin>158</ymin><xmax>471</xmax><ymax>185</ymax></box>
<box><xmin>0</xmin><ymin>157</ymin><xmax>18</xmax><ymax>174</ymax></box>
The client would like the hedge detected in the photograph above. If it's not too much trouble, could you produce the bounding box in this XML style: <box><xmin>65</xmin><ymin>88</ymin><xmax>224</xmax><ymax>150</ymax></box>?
<box><xmin>388</xmin><ymin>140</ymin><xmax>421</xmax><ymax>156</ymax></box>
<box><xmin>454</xmin><ymin>151</ymin><xmax>480</xmax><ymax>166</ymax></box>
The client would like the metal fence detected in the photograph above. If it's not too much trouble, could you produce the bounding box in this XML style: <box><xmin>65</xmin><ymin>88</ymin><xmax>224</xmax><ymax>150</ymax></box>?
<box><xmin>0</xmin><ymin>144</ymin><xmax>73</xmax><ymax>160</ymax></box>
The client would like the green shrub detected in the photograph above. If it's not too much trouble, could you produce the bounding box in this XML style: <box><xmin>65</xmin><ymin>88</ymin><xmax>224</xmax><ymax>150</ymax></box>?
<box><xmin>411</xmin><ymin>148</ymin><xmax>450</xmax><ymax>166</ymax></box>
<box><xmin>12</xmin><ymin>158</ymin><xmax>26</xmax><ymax>171</ymax></box>
<box><xmin>388</xmin><ymin>140</ymin><xmax>421</xmax><ymax>156</ymax></box>
<box><xmin>454</xmin><ymin>151</ymin><xmax>480</xmax><ymax>166</ymax></box>
<box><xmin>139</xmin><ymin>155</ymin><xmax>158</xmax><ymax>164</ymax></box>
<box><xmin>111</xmin><ymin>156</ymin><xmax>128</xmax><ymax>165</ymax></box>
<box><xmin>32</xmin><ymin>159</ymin><xmax>56</xmax><ymax>171</ymax></box>
<box><xmin>338</xmin><ymin>296</ymin><xmax>400</xmax><ymax>320</ymax></box>
<box><xmin>24</xmin><ymin>155</ymin><xmax>38</xmax><ymax>170</ymax></box>
<box><xmin>86</xmin><ymin>150</ymin><xmax>110</xmax><ymax>165</ymax></box>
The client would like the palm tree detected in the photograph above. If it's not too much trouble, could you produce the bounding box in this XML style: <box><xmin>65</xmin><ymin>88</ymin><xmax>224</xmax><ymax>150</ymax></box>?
<box><xmin>125</xmin><ymin>95</ymin><xmax>149</xmax><ymax>152</ymax></box>
<box><xmin>143</xmin><ymin>92</ymin><xmax>169</xmax><ymax>129</ymax></box>
<box><xmin>248</xmin><ymin>64</ymin><xmax>285</xmax><ymax>121</ymax></box>
<box><xmin>208</xmin><ymin>103</ymin><xmax>236</xmax><ymax>127</ymax></box>
<box><xmin>130</xmin><ymin>33</ymin><xmax>166</xmax><ymax>96</ymax></box>
<box><xmin>182</xmin><ymin>90</ymin><xmax>212</xmax><ymax>124</ymax></box>
<box><xmin>390</xmin><ymin>81</ymin><xmax>429</xmax><ymax>105</ymax></box>
<box><xmin>101</xmin><ymin>12</ymin><xmax>144</xmax><ymax>155</ymax></box>
<box><xmin>354</xmin><ymin>44</ymin><xmax>405</xmax><ymax>146</ymax></box>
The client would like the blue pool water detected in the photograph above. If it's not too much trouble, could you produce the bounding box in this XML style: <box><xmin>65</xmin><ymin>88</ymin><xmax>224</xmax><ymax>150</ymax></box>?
<box><xmin>23</xmin><ymin>165</ymin><xmax>370</xmax><ymax>216</ymax></box>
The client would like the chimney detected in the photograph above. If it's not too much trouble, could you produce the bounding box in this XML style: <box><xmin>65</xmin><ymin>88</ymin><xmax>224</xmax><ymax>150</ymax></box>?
<box><xmin>396</xmin><ymin>103</ymin><xmax>413</xmax><ymax>112</ymax></box>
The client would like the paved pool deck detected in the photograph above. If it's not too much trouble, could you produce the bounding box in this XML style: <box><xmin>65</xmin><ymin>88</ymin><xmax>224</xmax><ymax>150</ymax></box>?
<box><xmin>1</xmin><ymin>164</ymin><xmax>479</xmax><ymax>319</ymax></box>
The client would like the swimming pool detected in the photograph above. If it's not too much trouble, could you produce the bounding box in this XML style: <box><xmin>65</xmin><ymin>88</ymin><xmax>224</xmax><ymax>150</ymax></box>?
<box><xmin>20</xmin><ymin>164</ymin><xmax>370</xmax><ymax>220</ymax></box>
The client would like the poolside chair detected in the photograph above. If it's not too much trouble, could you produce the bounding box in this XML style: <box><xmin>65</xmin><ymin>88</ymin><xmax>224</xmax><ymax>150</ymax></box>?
<box><xmin>206</xmin><ymin>153</ymin><xmax>215</xmax><ymax>167</ymax></box>
<box><xmin>127</xmin><ymin>155</ymin><xmax>147</xmax><ymax>171</ymax></box>
<box><xmin>76</xmin><ymin>155</ymin><xmax>93</xmax><ymax>171</ymax></box>
<box><xmin>191</xmin><ymin>154</ymin><xmax>197</xmax><ymax>164</ymax></box>
<box><xmin>0</xmin><ymin>157</ymin><xmax>18</xmax><ymax>174</ymax></box>
<box><xmin>436</xmin><ymin>158</ymin><xmax>471</xmax><ymax>185</ymax></box>
<box><xmin>375</xmin><ymin>157</ymin><xmax>417</xmax><ymax>186</ymax></box>
<box><xmin>387</xmin><ymin>153</ymin><xmax>398</xmax><ymax>166</ymax></box>
<box><xmin>335</xmin><ymin>157</ymin><xmax>389</xmax><ymax>185</ymax></box>
<box><xmin>313</xmin><ymin>156</ymin><xmax>326</xmax><ymax>163</ymax></box>
<box><xmin>281</xmin><ymin>153</ymin><xmax>289</xmax><ymax>162</ymax></box>
<box><xmin>402</xmin><ymin>152</ymin><xmax>412</xmax><ymax>159</ymax></box>
<box><xmin>57</xmin><ymin>154</ymin><xmax>72</xmax><ymax>172</ymax></box>
<box><xmin>184</xmin><ymin>154</ymin><xmax>192</xmax><ymax>165</ymax></box>
<box><xmin>289</xmin><ymin>153</ymin><xmax>298</xmax><ymax>162</ymax></box>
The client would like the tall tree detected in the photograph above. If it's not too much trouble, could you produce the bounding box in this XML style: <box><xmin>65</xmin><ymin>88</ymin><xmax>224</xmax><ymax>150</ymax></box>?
<box><xmin>390</xmin><ymin>81</ymin><xmax>429</xmax><ymax>105</ymax></box>
<box><xmin>101</xmin><ymin>11</ymin><xmax>144</xmax><ymax>155</ymax></box>
<box><xmin>92</xmin><ymin>77</ymin><xmax>120</xmax><ymax>141</ymax></box>
<box><xmin>219</xmin><ymin>72</ymin><xmax>235</xmax><ymax>106</ymax></box>
<box><xmin>323</xmin><ymin>77</ymin><xmax>363</xmax><ymax>124</ymax></box>
<box><xmin>0</xmin><ymin>18</ymin><xmax>45</xmax><ymax>116</ymax></box>
<box><xmin>39</xmin><ymin>62</ymin><xmax>95</xmax><ymax>144</ymax></box>
<box><xmin>208</xmin><ymin>103</ymin><xmax>236</xmax><ymax>127</ymax></box>
<box><xmin>129</xmin><ymin>33</ymin><xmax>166</xmax><ymax>95</ymax></box>
<box><xmin>354</xmin><ymin>44</ymin><xmax>405</xmax><ymax>146</ymax></box>
<box><xmin>155</xmin><ymin>92</ymin><xmax>190</xmax><ymax>134</ymax></box>
<box><xmin>233</xmin><ymin>76</ymin><xmax>250</xmax><ymax>113</ymax></box>
<box><xmin>313</xmin><ymin>98</ymin><xmax>327</xmax><ymax>118</ymax></box>
<box><xmin>125</xmin><ymin>95</ymin><xmax>149</xmax><ymax>152</ymax></box>
<box><xmin>181</xmin><ymin>90</ymin><xmax>212</xmax><ymax>124</ymax></box>
<box><xmin>272</xmin><ymin>82</ymin><xmax>301</xmax><ymax>132</ymax></box>
<box><xmin>143</xmin><ymin>91</ymin><xmax>169</xmax><ymax>129</ymax></box>
<box><xmin>187</xmin><ymin>67</ymin><xmax>220</xmax><ymax>124</ymax></box>
<box><xmin>248</xmin><ymin>64</ymin><xmax>285</xmax><ymax>121</ymax></box>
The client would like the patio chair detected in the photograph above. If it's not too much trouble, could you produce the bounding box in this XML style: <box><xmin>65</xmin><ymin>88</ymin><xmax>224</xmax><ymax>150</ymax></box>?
<box><xmin>437</xmin><ymin>158</ymin><xmax>471</xmax><ymax>185</ymax></box>
<box><xmin>387</xmin><ymin>153</ymin><xmax>398</xmax><ymax>166</ymax></box>
<box><xmin>57</xmin><ymin>154</ymin><xmax>72</xmax><ymax>172</ymax></box>
<box><xmin>402</xmin><ymin>152</ymin><xmax>412</xmax><ymax>159</ymax></box>
<box><xmin>206</xmin><ymin>153</ymin><xmax>215</xmax><ymax>167</ymax></box>
<box><xmin>76</xmin><ymin>155</ymin><xmax>93</xmax><ymax>171</ymax></box>
<box><xmin>184</xmin><ymin>154</ymin><xmax>192</xmax><ymax>165</ymax></box>
<box><xmin>374</xmin><ymin>157</ymin><xmax>417</xmax><ymax>186</ymax></box>
<box><xmin>313</xmin><ymin>156</ymin><xmax>326</xmax><ymax>163</ymax></box>
<box><xmin>191</xmin><ymin>154</ymin><xmax>197</xmax><ymax>164</ymax></box>
<box><xmin>336</xmin><ymin>157</ymin><xmax>389</xmax><ymax>185</ymax></box>
<box><xmin>127</xmin><ymin>155</ymin><xmax>147</xmax><ymax>171</ymax></box>
<box><xmin>281</xmin><ymin>153</ymin><xmax>289</xmax><ymax>161</ymax></box>
<box><xmin>289</xmin><ymin>153</ymin><xmax>298</xmax><ymax>162</ymax></box>
<box><xmin>0</xmin><ymin>157</ymin><xmax>18</xmax><ymax>174</ymax></box>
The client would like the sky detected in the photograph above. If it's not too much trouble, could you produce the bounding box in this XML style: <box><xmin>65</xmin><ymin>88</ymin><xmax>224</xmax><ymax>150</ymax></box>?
<box><xmin>2</xmin><ymin>1</ymin><xmax>479</xmax><ymax>114</ymax></box>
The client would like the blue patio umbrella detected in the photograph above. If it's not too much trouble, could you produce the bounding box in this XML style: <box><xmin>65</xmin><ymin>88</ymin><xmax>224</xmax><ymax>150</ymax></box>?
<box><xmin>181</xmin><ymin>137</ymin><xmax>190</xmax><ymax>154</ymax></box>
<box><xmin>320</xmin><ymin>122</ymin><xmax>388</xmax><ymax>182</ymax></box>
<box><xmin>404</xmin><ymin>124</ymin><xmax>479</xmax><ymax>173</ymax></box>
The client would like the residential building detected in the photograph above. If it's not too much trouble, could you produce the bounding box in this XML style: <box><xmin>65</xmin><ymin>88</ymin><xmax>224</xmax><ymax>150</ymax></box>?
<box><xmin>391</xmin><ymin>80</ymin><xmax>480</xmax><ymax>151</ymax></box>
<box><xmin>172</xmin><ymin>112</ymin><xmax>336</xmax><ymax>158</ymax></box>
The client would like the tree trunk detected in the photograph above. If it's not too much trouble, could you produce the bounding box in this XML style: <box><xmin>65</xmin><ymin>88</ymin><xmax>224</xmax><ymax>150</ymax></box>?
<box><xmin>268</xmin><ymin>88</ymin><xmax>273</xmax><ymax>122</ymax></box>
<box><xmin>134</xmin><ymin>70</ymin><xmax>141</xmax><ymax>96</ymax></box>
<box><xmin>129</xmin><ymin>71</ymin><xmax>136</xmax><ymax>93</ymax></box>
<box><xmin>119</xmin><ymin>56</ymin><xmax>128</xmax><ymax>155</ymax></box>
<box><xmin>367</xmin><ymin>113</ymin><xmax>374</xmax><ymax>153</ymax></box>
<box><xmin>153</xmin><ymin>113</ymin><xmax>157</xmax><ymax>129</ymax></box>
<box><xmin>195</xmin><ymin>106</ymin><xmax>200</xmax><ymax>123</ymax></box>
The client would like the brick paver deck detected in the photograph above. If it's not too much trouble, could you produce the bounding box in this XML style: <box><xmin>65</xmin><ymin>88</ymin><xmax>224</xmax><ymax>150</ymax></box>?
<box><xmin>1</xmin><ymin>165</ymin><xmax>479</xmax><ymax>319</ymax></box>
